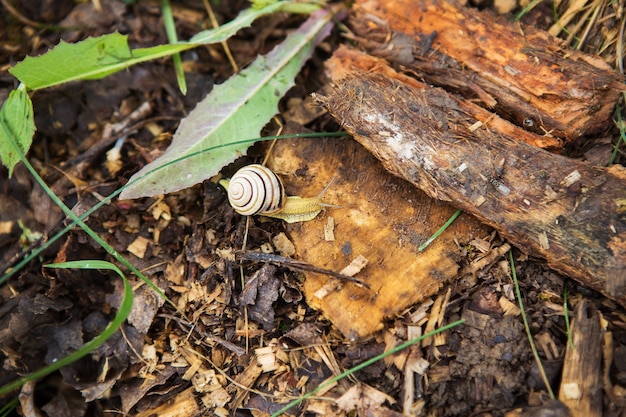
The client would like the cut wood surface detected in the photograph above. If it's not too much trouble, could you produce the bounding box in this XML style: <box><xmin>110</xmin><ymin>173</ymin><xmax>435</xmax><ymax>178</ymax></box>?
<box><xmin>349</xmin><ymin>0</ymin><xmax>625</xmax><ymax>142</ymax></box>
<box><xmin>316</xmin><ymin>70</ymin><xmax>626</xmax><ymax>307</ymax></box>
<box><xmin>558</xmin><ymin>300</ymin><xmax>603</xmax><ymax>416</ymax></box>
<box><xmin>266</xmin><ymin>133</ymin><xmax>490</xmax><ymax>340</ymax></box>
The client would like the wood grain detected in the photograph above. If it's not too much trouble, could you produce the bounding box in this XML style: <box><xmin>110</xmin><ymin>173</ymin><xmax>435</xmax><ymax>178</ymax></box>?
<box><xmin>266</xmin><ymin>133</ymin><xmax>489</xmax><ymax>340</ymax></box>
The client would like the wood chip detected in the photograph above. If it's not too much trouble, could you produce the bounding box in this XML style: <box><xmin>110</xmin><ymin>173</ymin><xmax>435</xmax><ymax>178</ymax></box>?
<box><xmin>127</xmin><ymin>236</ymin><xmax>150</xmax><ymax>259</ymax></box>
<box><xmin>340</xmin><ymin>254</ymin><xmax>369</xmax><ymax>276</ymax></box>
<box><xmin>272</xmin><ymin>232</ymin><xmax>295</xmax><ymax>257</ymax></box>
<box><xmin>324</xmin><ymin>216</ymin><xmax>335</xmax><ymax>241</ymax></box>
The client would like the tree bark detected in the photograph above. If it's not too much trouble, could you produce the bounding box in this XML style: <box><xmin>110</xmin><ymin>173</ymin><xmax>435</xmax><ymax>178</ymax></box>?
<box><xmin>316</xmin><ymin>70</ymin><xmax>626</xmax><ymax>306</ymax></box>
<box><xmin>348</xmin><ymin>0</ymin><xmax>625</xmax><ymax>142</ymax></box>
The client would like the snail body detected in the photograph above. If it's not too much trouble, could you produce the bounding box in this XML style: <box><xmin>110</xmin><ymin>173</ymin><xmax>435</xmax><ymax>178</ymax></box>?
<box><xmin>220</xmin><ymin>164</ymin><xmax>333</xmax><ymax>223</ymax></box>
<box><xmin>267</xmin><ymin>194</ymin><xmax>328</xmax><ymax>223</ymax></box>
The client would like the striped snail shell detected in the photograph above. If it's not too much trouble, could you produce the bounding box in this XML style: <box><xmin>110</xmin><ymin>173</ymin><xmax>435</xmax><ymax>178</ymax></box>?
<box><xmin>227</xmin><ymin>164</ymin><xmax>286</xmax><ymax>216</ymax></box>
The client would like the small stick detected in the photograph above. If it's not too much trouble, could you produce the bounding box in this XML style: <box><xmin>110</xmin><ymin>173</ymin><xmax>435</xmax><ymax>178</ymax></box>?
<box><xmin>160</xmin><ymin>313</ymin><xmax>246</xmax><ymax>356</ymax></box>
<box><xmin>234</xmin><ymin>250</ymin><xmax>370</xmax><ymax>289</ymax></box>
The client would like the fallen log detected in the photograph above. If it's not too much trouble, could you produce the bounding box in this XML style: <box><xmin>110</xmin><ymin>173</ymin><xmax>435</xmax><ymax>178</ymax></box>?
<box><xmin>325</xmin><ymin>46</ymin><xmax>563</xmax><ymax>150</ymax></box>
<box><xmin>348</xmin><ymin>0</ymin><xmax>625</xmax><ymax>142</ymax></box>
<box><xmin>315</xmin><ymin>71</ymin><xmax>626</xmax><ymax>306</ymax></box>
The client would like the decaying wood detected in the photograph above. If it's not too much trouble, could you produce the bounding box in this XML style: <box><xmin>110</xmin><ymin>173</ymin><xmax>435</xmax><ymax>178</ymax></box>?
<box><xmin>262</xmin><ymin>0</ymin><xmax>626</xmax><ymax>339</ymax></box>
<box><xmin>558</xmin><ymin>300</ymin><xmax>602</xmax><ymax>416</ymax></box>
<box><xmin>325</xmin><ymin>46</ymin><xmax>563</xmax><ymax>150</ymax></box>
<box><xmin>316</xmin><ymin>71</ymin><xmax>626</xmax><ymax>307</ymax></box>
<box><xmin>266</xmin><ymin>133</ymin><xmax>490</xmax><ymax>339</ymax></box>
<box><xmin>349</xmin><ymin>0</ymin><xmax>625</xmax><ymax>142</ymax></box>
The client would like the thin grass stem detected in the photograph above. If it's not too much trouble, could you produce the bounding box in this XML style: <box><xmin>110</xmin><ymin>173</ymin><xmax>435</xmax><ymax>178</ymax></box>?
<box><xmin>418</xmin><ymin>209</ymin><xmax>462</xmax><ymax>252</ymax></box>
<box><xmin>270</xmin><ymin>319</ymin><xmax>465</xmax><ymax>417</ymax></box>
<box><xmin>509</xmin><ymin>250</ymin><xmax>555</xmax><ymax>399</ymax></box>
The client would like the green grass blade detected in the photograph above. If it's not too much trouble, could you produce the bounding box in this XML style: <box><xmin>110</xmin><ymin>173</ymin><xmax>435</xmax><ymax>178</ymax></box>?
<box><xmin>563</xmin><ymin>285</ymin><xmax>574</xmax><ymax>350</ymax></box>
<box><xmin>418</xmin><ymin>209</ymin><xmax>462</xmax><ymax>252</ymax></box>
<box><xmin>270</xmin><ymin>319</ymin><xmax>465</xmax><ymax>417</ymax></box>
<box><xmin>610</xmin><ymin>102</ymin><xmax>626</xmax><ymax>166</ymax></box>
<box><xmin>0</xmin><ymin>396</ymin><xmax>19</xmax><ymax>416</ymax></box>
<box><xmin>509</xmin><ymin>250</ymin><xmax>555</xmax><ymax>399</ymax></box>
<box><xmin>513</xmin><ymin>0</ymin><xmax>541</xmax><ymax>22</ymax></box>
<box><xmin>161</xmin><ymin>0</ymin><xmax>187</xmax><ymax>95</ymax></box>
<box><xmin>0</xmin><ymin>261</ymin><xmax>133</xmax><ymax>396</ymax></box>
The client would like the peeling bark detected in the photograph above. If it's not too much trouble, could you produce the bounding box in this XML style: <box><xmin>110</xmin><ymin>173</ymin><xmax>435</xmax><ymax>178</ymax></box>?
<box><xmin>349</xmin><ymin>0</ymin><xmax>625</xmax><ymax>142</ymax></box>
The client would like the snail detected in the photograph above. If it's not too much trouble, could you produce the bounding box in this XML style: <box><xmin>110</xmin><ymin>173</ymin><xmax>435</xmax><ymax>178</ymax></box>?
<box><xmin>219</xmin><ymin>164</ymin><xmax>335</xmax><ymax>223</ymax></box>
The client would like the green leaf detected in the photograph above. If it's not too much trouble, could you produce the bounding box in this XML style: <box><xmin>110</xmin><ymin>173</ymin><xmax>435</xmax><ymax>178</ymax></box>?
<box><xmin>9</xmin><ymin>33</ymin><xmax>194</xmax><ymax>91</ymax></box>
<box><xmin>188</xmin><ymin>1</ymin><xmax>319</xmax><ymax>43</ymax></box>
<box><xmin>10</xmin><ymin>33</ymin><xmax>129</xmax><ymax>90</ymax></box>
<box><xmin>119</xmin><ymin>9</ymin><xmax>334</xmax><ymax>199</ymax></box>
<box><xmin>0</xmin><ymin>86</ymin><xmax>35</xmax><ymax>177</ymax></box>
<box><xmin>9</xmin><ymin>2</ymin><xmax>320</xmax><ymax>91</ymax></box>
<box><xmin>0</xmin><ymin>260</ymin><xmax>133</xmax><ymax>396</ymax></box>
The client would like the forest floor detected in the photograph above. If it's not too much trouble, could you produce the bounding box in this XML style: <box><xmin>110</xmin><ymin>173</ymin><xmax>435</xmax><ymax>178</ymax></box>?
<box><xmin>1</xmin><ymin>0</ymin><xmax>625</xmax><ymax>416</ymax></box>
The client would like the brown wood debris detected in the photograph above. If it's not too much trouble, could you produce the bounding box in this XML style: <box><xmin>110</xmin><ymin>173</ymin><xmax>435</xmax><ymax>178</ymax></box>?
<box><xmin>266</xmin><ymin>134</ymin><xmax>490</xmax><ymax>340</ymax></box>
<box><xmin>558</xmin><ymin>300</ymin><xmax>603</xmax><ymax>416</ymax></box>
<box><xmin>316</xmin><ymin>67</ymin><xmax>626</xmax><ymax>307</ymax></box>
<box><xmin>248</xmin><ymin>0</ymin><xmax>626</xmax><ymax>388</ymax></box>
<box><xmin>348</xmin><ymin>0</ymin><xmax>625</xmax><ymax>142</ymax></box>
<box><xmin>324</xmin><ymin>46</ymin><xmax>564</xmax><ymax>150</ymax></box>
